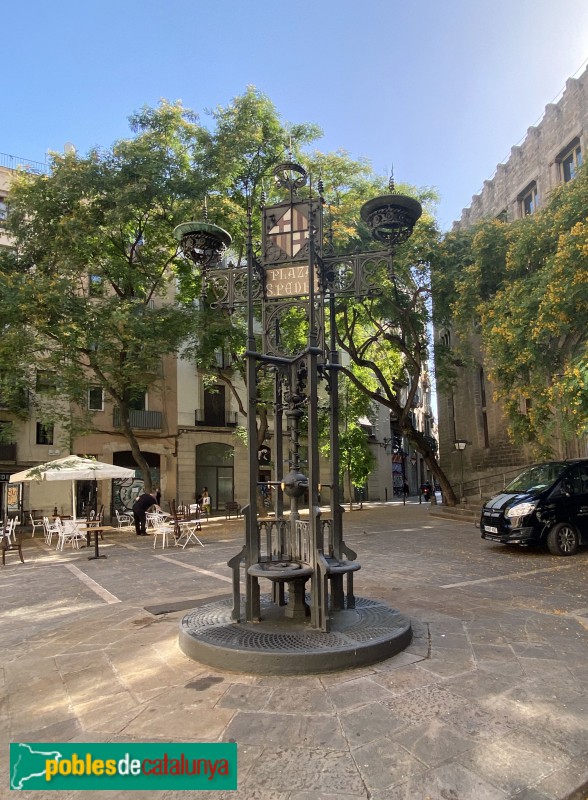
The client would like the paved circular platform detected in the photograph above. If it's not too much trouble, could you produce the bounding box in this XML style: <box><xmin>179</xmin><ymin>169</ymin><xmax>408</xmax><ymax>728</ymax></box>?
<box><xmin>178</xmin><ymin>595</ymin><xmax>412</xmax><ymax>675</ymax></box>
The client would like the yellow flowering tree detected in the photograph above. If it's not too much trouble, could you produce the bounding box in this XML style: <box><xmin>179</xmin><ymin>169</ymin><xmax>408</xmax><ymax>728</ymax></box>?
<box><xmin>435</xmin><ymin>163</ymin><xmax>588</xmax><ymax>457</ymax></box>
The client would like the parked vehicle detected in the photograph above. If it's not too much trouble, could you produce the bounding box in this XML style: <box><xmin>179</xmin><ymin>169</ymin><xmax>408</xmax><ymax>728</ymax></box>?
<box><xmin>480</xmin><ymin>459</ymin><xmax>588</xmax><ymax>556</ymax></box>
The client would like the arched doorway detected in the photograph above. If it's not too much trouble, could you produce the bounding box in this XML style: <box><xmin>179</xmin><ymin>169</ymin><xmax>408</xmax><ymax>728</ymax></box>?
<box><xmin>196</xmin><ymin>443</ymin><xmax>234</xmax><ymax>513</ymax></box>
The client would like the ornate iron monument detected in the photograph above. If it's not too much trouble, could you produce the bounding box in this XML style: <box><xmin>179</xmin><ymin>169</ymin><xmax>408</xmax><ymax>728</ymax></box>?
<box><xmin>174</xmin><ymin>163</ymin><xmax>422</xmax><ymax>673</ymax></box>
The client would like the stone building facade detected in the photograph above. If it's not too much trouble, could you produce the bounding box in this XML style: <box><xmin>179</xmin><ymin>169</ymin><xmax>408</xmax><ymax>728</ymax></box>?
<box><xmin>436</xmin><ymin>67</ymin><xmax>588</xmax><ymax>496</ymax></box>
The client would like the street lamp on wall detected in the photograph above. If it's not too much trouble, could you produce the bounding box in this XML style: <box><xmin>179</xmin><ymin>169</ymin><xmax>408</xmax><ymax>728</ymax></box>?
<box><xmin>454</xmin><ymin>439</ymin><xmax>467</xmax><ymax>503</ymax></box>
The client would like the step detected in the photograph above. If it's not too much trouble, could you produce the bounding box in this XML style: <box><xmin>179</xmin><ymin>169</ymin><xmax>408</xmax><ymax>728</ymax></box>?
<box><xmin>429</xmin><ymin>505</ymin><xmax>480</xmax><ymax>524</ymax></box>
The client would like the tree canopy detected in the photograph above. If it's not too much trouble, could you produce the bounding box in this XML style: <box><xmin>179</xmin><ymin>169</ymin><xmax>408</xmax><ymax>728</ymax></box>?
<box><xmin>0</xmin><ymin>87</ymin><xmax>456</xmax><ymax>499</ymax></box>
<box><xmin>435</xmin><ymin>163</ymin><xmax>588</xmax><ymax>457</ymax></box>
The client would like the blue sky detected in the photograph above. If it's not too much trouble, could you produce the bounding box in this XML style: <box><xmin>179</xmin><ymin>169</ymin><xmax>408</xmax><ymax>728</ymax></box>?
<box><xmin>5</xmin><ymin>0</ymin><xmax>588</xmax><ymax>229</ymax></box>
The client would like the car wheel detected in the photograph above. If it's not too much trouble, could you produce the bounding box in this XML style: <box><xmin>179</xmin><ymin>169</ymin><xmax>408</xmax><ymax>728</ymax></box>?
<box><xmin>547</xmin><ymin>522</ymin><xmax>579</xmax><ymax>556</ymax></box>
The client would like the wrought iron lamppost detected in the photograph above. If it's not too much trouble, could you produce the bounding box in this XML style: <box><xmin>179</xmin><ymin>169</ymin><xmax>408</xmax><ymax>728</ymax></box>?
<box><xmin>454</xmin><ymin>439</ymin><xmax>467</xmax><ymax>503</ymax></box>
<box><xmin>174</xmin><ymin>162</ymin><xmax>422</xmax><ymax>637</ymax></box>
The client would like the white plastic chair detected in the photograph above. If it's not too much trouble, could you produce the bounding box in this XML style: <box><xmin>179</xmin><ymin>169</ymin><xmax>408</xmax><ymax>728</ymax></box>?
<box><xmin>29</xmin><ymin>513</ymin><xmax>44</xmax><ymax>538</ymax></box>
<box><xmin>146</xmin><ymin>511</ymin><xmax>168</xmax><ymax>530</ymax></box>
<box><xmin>115</xmin><ymin>510</ymin><xmax>134</xmax><ymax>529</ymax></box>
<box><xmin>3</xmin><ymin>518</ymin><xmax>17</xmax><ymax>543</ymax></box>
<box><xmin>152</xmin><ymin>524</ymin><xmax>173</xmax><ymax>549</ymax></box>
<box><xmin>42</xmin><ymin>516</ymin><xmax>60</xmax><ymax>545</ymax></box>
<box><xmin>56</xmin><ymin>519</ymin><xmax>85</xmax><ymax>551</ymax></box>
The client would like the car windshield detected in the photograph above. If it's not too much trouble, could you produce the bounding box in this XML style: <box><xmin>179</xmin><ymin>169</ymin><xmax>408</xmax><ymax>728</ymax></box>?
<box><xmin>504</xmin><ymin>463</ymin><xmax>567</xmax><ymax>494</ymax></box>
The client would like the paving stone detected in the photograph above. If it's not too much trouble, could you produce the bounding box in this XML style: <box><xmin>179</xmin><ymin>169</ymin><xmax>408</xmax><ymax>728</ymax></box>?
<box><xmin>369</xmin><ymin>761</ymin><xmax>508</xmax><ymax>799</ymax></box>
<box><xmin>222</xmin><ymin>710</ymin><xmax>348</xmax><ymax>750</ymax></box>
<box><xmin>289</xmin><ymin>793</ymin><xmax>367</xmax><ymax>800</ymax></box>
<box><xmin>325</xmin><ymin>677</ymin><xmax>393</xmax><ymax>710</ymax></box>
<box><xmin>457</xmin><ymin>728</ymin><xmax>571</xmax><ymax>796</ymax></box>
<box><xmin>370</xmin><ymin>664</ymin><xmax>439</xmax><ymax>695</ymax></box>
<box><xmin>389</xmin><ymin>719</ymin><xmax>475</xmax><ymax>767</ymax></box>
<box><xmin>121</xmin><ymin>700</ymin><xmax>234</xmax><ymax>741</ymax></box>
<box><xmin>3</xmin><ymin>503</ymin><xmax>588</xmax><ymax>799</ymax></box>
<box><xmin>215</xmin><ymin>683</ymin><xmax>274</xmax><ymax>712</ymax></box>
<box><xmin>381</xmin><ymin>684</ymin><xmax>469</xmax><ymax>725</ymax></box>
<box><xmin>353</xmin><ymin>734</ymin><xmax>428</xmax><ymax>792</ymax></box>
<box><xmin>238</xmin><ymin>747</ymin><xmax>365</xmax><ymax>795</ymax></box>
<box><xmin>339</xmin><ymin>702</ymin><xmax>408</xmax><ymax>746</ymax></box>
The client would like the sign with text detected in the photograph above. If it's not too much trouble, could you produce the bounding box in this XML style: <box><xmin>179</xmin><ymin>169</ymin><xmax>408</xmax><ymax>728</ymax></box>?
<box><xmin>9</xmin><ymin>742</ymin><xmax>237</xmax><ymax>791</ymax></box>
<box><xmin>265</xmin><ymin>264</ymin><xmax>318</xmax><ymax>298</ymax></box>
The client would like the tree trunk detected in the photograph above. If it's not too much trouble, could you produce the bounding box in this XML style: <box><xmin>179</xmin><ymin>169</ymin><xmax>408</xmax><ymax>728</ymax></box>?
<box><xmin>404</xmin><ymin>425</ymin><xmax>458</xmax><ymax>506</ymax></box>
<box><xmin>346</xmin><ymin>472</ymin><xmax>354</xmax><ymax>511</ymax></box>
<box><xmin>118</xmin><ymin>402</ymin><xmax>153</xmax><ymax>492</ymax></box>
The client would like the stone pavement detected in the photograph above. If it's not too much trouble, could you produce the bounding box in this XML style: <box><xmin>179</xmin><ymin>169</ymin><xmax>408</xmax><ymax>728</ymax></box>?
<box><xmin>2</xmin><ymin>502</ymin><xmax>588</xmax><ymax>800</ymax></box>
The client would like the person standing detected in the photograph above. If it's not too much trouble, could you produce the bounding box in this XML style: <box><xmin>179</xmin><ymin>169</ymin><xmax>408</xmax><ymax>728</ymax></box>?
<box><xmin>201</xmin><ymin>487</ymin><xmax>211</xmax><ymax>517</ymax></box>
<box><xmin>132</xmin><ymin>490</ymin><xmax>159</xmax><ymax>536</ymax></box>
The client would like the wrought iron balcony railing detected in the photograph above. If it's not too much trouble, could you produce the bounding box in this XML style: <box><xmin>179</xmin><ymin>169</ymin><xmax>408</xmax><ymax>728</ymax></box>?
<box><xmin>0</xmin><ymin>152</ymin><xmax>50</xmax><ymax>175</ymax></box>
<box><xmin>113</xmin><ymin>408</ymin><xmax>163</xmax><ymax>430</ymax></box>
<box><xmin>194</xmin><ymin>409</ymin><xmax>238</xmax><ymax>428</ymax></box>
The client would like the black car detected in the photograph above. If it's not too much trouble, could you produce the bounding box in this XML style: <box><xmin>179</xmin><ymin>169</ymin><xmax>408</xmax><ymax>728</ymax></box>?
<box><xmin>480</xmin><ymin>459</ymin><xmax>588</xmax><ymax>556</ymax></box>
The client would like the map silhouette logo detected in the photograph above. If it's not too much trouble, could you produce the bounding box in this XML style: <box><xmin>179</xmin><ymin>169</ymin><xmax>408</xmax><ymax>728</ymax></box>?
<box><xmin>10</xmin><ymin>742</ymin><xmax>63</xmax><ymax>790</ymax></box>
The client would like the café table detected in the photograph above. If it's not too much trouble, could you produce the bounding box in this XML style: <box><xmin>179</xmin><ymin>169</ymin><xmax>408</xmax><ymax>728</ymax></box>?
<box><xmin>75</xmin><ymin>521</ymin><xmax>112</xmax><ymax>560</ymax></box>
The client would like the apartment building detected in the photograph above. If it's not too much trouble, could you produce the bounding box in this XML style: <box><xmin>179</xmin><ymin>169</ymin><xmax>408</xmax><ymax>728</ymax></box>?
<box><xmin>0</xmin><ymin>155</ymin><xmax>181</xmax><ymax>519</ymax></box>
<box><xmin>436</xmin><ymin>66</ymin><xmax>588</xmax><ymax>493</ymax></box>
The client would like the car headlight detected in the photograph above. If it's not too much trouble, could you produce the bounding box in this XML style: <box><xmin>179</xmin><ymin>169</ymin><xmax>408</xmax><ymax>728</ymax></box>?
<box><xmin>506</xmin><ymin>501</ymin><xmax>537</xmax><ymax>518</ymax></box>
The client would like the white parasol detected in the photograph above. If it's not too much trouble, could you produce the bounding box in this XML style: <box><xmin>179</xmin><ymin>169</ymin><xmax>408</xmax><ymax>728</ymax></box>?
<box><xmin>10</xmin><ymin>456</ymin><xmax>136</xmax><ymax>519</ymax></box>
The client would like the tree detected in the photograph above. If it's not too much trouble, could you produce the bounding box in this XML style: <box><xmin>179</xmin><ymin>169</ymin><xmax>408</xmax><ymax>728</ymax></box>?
<box><xmin>435</xmin><ymin>163</ymin><xmax>588</xmax><ymax>458</ymax></box>
<box><xmin>320</xmin><ymin>374</ymin><xmax>376</xmax><ymax>510</ymax></box>
<box><xmin>0</xmin><ymin>101</ymin><xmax>205</xmax><ymax>489</ymax></box>
<box><xmin>2</xmin><ymin>89</ymin><xmax>456</xmax><ymax>503</ymax></box>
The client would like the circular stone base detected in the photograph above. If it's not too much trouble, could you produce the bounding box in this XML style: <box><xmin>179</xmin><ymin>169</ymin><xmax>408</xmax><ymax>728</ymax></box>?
<box><xmin>178</xmin><ymin>595</ymin><xmax>412</xmax><ymax>675</ymax></box>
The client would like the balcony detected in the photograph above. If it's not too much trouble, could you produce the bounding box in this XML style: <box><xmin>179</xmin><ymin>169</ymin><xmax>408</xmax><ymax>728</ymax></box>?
<box><xmin>0</xmin><ymin>443</ymin><xmax>17</xmax><ymax>462</ymax></box>
<box><xmin>195</xmin><ymin>409</ymin><xmax>238</xmax><ymax>428</ymax></box>
<box><xmin>113</xmin><ymin>408</ymin><xmax>163</xmax><ymax>430</ymax></box>
<box><xmin>0</xmin><ymin>152</ymin><xmax>50</xmax><ymax>175</ymax></box>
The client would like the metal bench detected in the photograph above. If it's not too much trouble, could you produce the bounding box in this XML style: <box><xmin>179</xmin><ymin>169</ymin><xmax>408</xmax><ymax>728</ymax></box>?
<box><xmin>228</xmin><ymin>510</ymin><xmax>360</xmax><ymax>628</ymax></box>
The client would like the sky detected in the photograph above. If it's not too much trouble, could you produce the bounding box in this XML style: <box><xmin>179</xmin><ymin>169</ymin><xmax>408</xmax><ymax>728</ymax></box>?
<box><xmin>4</xmin><ymin>0</ymin><xmax>588</xmax><ymax>230</ymax></box>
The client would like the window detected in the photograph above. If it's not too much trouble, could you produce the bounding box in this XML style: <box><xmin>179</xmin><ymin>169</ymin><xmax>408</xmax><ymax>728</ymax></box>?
<box><xmin>519</xmin><ymin>182</ymin><xmax>539</xmax><ymax>216</ymax></box>
<box><xmin>558</xmin><ymin>139</ymin><xmax>582</xmax><ymax>183</ymax></box>
<box><xmin>128</xmin><ymin>392</ymin><xmax>146</xmax><ymax>411</ymax></box>
<box><xmin>88</xmin><ymin>386</ymin><xmax>103</xmax><ymax>411</ymax></box>
<box><xmin>0</xmin><ymin>195</ymin><xmax>7</xmax><ymax>224</ymax></box>
<box><xmin>203</xmin><ymin>385</ymin><xmax>226</xmax><ymax>427</ymax></box>
<box><xmin>36</xmin><ymin>370</ymin><xmax>56</xmax><ymax>392</ymax></box>
<box><xmin>88</xmin><ymin>273</ymin><xmax>104</xmax><ymax>297</ymax></box>
<box><xmin>36</xmin><ymin>422</ymin><xmax>54</xmax><ymax>445</ymax></box>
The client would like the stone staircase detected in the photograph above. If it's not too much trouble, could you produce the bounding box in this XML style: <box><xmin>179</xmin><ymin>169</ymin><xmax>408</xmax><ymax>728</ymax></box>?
<box><xmin>428</xmin><ymin>502</ymin><xmax>481</xmax><ymax>525</ymax></box>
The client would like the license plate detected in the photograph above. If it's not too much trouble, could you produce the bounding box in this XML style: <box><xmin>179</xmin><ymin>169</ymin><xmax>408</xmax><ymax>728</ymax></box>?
<box><xmin>484</xmin><ymin>525</ymin><xmax>498</xmax><ymax>534</ymax></box>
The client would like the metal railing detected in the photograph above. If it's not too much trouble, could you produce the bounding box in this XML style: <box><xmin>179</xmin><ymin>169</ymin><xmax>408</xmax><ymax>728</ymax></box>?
<box><xmin>462</xmin><ymin>464</ymin><xmax>530</xmax><ymax>502</ymax></box>
<box><xmin>194</xmin><ymin>409</ymin><xmax>238</xmax><ymax>427</ymax></box>
<box><xmin>112</xmin><ymin>408</ymin><xmax>163</xmax><ymax>429</ymax></box>
<box><xmin>0</xmin><ymin>152</ymin><xmax>49</xmax><ymax>175</ymax></box>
